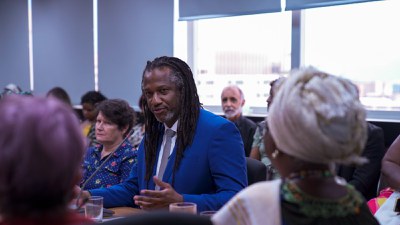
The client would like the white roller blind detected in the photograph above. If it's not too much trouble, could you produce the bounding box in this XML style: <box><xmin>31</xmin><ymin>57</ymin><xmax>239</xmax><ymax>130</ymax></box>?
<box><xmin>285</xmin><ymin>0</ymin><xmax>383</xmax><ymax>11</ymax></box>
<box><xmin>0</xmin><ymin>0</ymin><xmax>30</xmax><ymax>91</ymax></box>
<box><xmin>32</xmin><ymin>0</ymin><xmax>94</xmax><ymax>104</ymax></box>
<box><xmin>179</xmin><ymin>0</ymin><xmax>282</xmax><ymax>21</ymax></box>
<box><xmin>98</xmin><ymin>0</ymin><xmax>173</xmax><ymax>106</ymax></box>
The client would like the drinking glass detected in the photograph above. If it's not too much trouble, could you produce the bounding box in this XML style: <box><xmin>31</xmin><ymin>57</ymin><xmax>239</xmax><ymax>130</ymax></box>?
<box><xmin>169</xmin><ymin>202</ymin><xmax>197</xmax><ymax>214</ymax></box>
<box><xmin>85</xmin><ymin>196</ymin><xmax>103</xmax><ymax>222</ymax></box>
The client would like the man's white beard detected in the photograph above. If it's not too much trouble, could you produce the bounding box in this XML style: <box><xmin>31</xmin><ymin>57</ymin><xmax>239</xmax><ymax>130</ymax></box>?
<box><xmin>224</xmin><ymin>108</ymin><xmax>241</xmax><ymax>120</ymax></box>
<box><xmin>155</xmin><ymin>110</ymin><xmax>175</xmax><ymax>125</ymax></box>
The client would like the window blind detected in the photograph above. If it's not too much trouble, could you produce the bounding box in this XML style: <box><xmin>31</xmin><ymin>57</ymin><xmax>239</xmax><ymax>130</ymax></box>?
<box><xmin>179</xmin><ymin>0</ymin><xmax>281</xmax><ymax>21</ymax></box>
<box><xmin>285</xmin><ymin>0</ymin><xmax>383</xmax><ymax>11</ymax></box>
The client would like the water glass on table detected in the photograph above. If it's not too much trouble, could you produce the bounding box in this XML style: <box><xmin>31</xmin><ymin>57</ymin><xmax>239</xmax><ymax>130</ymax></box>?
<box><xmin>169</xmin><ymin>202</ymin><xmax>197</xmax><ymax>214</ymax></box>
<box><xmin>85</xmin><ymin>196</ymin><xmax>103</xmax><ymax>222</ymax></box>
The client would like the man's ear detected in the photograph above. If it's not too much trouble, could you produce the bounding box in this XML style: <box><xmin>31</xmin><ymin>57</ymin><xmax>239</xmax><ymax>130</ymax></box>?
<box><xmin>241</xmin><ymin>99</ymin><xmax>246</xmax><ymax>107</ymax></box>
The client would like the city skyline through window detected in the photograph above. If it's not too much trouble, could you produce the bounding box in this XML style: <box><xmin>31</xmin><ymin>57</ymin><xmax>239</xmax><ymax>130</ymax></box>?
<box><xmin>175</xmin><ymin>0</ymin><xmax>400</xmax><ymax>117</ymax></box>
<box><xmin>304</xmin><ymin>0</ymin><xmax>400</xmax><ymax>111</ymax></box>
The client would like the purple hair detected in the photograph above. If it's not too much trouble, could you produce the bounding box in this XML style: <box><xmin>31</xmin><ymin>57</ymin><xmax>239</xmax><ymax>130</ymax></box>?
<box><xmin>0</xmin><ymin>96</ymin><xmax>85</xmax><ymax>218</ymax></box>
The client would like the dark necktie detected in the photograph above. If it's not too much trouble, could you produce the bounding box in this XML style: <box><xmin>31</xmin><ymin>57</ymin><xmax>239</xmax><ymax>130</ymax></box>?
<box><xmin>156</xmin><ymin>129</ymin><xmax>176</xmax><ymax>190</ymax></box>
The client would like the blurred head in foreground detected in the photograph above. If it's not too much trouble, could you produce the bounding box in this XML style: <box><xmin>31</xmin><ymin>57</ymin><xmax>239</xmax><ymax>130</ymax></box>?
<box><xmin>0</xmin><ymin>96</ymin><xmax>85</xmax><ymax>219</ymax></box>
<box><xmin>266</xmin><ymin>67</ymin><xmax>368</xmax><ymax>176</ymax></box>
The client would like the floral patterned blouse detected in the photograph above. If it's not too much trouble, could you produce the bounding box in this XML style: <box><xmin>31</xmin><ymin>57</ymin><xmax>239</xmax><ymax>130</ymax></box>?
<box><xmin>81</xmin><ymin>140</ymin><xmax>137</xmax><ymax>190</ymax></box>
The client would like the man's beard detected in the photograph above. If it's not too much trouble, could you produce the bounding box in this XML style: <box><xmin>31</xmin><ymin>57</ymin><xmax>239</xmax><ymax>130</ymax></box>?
<box><xmin>224</xmin><ymin>108</ymin><xmax>241</xmax><ymax>120</ymax></box>
<box><xmin>155</xmin><ymin>110</ymin><xmax>176</xmax><ymax>125</ymax></box>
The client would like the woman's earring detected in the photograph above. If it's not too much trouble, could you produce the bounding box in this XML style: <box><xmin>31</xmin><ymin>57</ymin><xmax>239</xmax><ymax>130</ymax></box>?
<box><xmin>272</xmin><ymin>149</ymin><xmax>280</xmax><ymax>159</ymax></box>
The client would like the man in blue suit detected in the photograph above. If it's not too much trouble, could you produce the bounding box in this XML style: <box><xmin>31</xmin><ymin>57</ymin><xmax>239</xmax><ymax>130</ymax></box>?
<box><xmin>81</xmin><ymin>56</ymin><xmax>247</xmax><ymax>212</ymax></box>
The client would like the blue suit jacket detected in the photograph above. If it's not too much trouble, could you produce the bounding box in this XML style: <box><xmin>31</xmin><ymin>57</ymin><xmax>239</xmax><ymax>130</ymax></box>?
<box><xmin>90</xmin><ymin>109</ymin><xmax>248</xmax><ymax>212</ymax></box>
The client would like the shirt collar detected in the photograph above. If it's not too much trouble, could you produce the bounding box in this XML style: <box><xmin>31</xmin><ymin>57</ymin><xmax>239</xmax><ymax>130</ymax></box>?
<box><xmin>164</xmin><ymin>120</ymin><xmax>178</xmax><ymax>133</ymax></box>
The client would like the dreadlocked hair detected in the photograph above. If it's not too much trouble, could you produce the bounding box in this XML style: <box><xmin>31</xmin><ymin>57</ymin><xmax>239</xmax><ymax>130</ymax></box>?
<box><xmin>141</xmin><ymin>56</ymin><xmax>201</xmax><ymax>187</ymax></box>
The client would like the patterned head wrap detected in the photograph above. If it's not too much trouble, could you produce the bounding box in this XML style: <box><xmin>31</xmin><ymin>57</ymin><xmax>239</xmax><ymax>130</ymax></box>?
<box><xmin>268</xmin><ymin>67</ymin><xmax>368</xmax><ymax>165</ymax></box>
<box><xmin>1</xmin><ymin>83</ymin><xmax>32</xmax><ymax>99</ymax></box>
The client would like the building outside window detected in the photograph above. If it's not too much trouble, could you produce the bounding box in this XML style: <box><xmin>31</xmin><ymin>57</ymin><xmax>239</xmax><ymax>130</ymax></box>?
<box><xmin>175</xmin><ymin>0</ymin><xmax>400</xmax><ymax>119</ymax></box>
<box><xmin>304</xmin><ymin>0</ymin><xmax>400</xmax><ymax>112</ymax></box>
<box><xmin>179</xmin><ymin>13</ymin><xmax>292</xmax><ymax>115</ymax></box>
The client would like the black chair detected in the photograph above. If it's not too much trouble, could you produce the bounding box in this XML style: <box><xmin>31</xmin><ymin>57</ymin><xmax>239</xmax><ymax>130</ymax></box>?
<box><xmin>246</xmin><ymin>157</ymin><xmax>267</xmax><ymax>185</ymax></box>
<box><xmin>101</xmin><ymin>211</ymin><xmax>213</xmax><ymax>225</ymax></box>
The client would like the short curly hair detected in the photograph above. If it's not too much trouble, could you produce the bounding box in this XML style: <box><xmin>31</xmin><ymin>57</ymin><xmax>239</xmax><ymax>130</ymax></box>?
<box><xmin>96</xmin><ymin>99</ymin><xmax>136</xmax><ymax>137</ymax></box>
<box><xmin>80</xmin><ymin>90</ymin><xmax>107</xmax><ymax>105</ymax></box>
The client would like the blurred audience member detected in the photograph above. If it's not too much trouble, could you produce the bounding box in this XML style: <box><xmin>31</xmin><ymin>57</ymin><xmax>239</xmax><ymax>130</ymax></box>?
<box><xmin>366</xmin><ymin>134</ymin><xmax>400</xmax><ymax>222</ymax></box>
<box><xmin>381</xmin><ymin>135</ymin><xmax>400</xmax><ymax>189</ymax></box>
<box><xmin>0</xmin><ymin>96</ymin><xmax>91</xmax><ymax>225</ymax></box>
<box><xmin>128</xmin><ymin>94</ymin><xmax>146</xmax><ymax>149</ymax></box>
<box><xmin>213</xmin><ymin>67</ymin><xmax>379</xmax><ymax>225</ymax></box>
<box><xmin>368</xmin><ymin>135</ymin><xmax>400</xmax><ymax>219</ymax></box>
<box><xmin>46</xmin><ymin>86</ymin><xmax>72</xmax><ymax>107</ymax></box>
<box><xmin>81</xmin><ymin>99</ymin><xmax>137</xmax><ymax>190</ymax></box>
<box><xmin>0</xmin><ymin>83</ymin><xmax>32</xmax><ymax>99</ymax></box>
<box><xmin>221</xmin><ymin>85</ymin><xmax>256</xmax><ymax>156</ymax></box>
<box><xmin>80</xmin><ymin>91</ymin><xmax>107</xmax><ymax>147</ymax></box>
<box><xmin>250</xmin><ymin>77</ymin><xmax>285</xmax><ymax>180</ymax></box>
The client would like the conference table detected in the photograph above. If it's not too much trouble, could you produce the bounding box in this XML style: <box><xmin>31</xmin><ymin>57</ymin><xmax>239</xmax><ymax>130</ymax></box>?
<box><xmin>101</xmin><ymin>207</ymin><xmax>143</xmax><ymax>222</ymax></box>
<box><xmin>108</xmin><ymin>207</ymin><xmax>142</xmax><ymax>217</ymax></box>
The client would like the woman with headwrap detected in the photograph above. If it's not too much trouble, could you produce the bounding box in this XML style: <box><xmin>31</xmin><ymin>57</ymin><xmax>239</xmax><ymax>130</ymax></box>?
<box><xmin>212</xmin><ymin>67</ymin><xmax>379</xmax><ymax>225</ymax></box>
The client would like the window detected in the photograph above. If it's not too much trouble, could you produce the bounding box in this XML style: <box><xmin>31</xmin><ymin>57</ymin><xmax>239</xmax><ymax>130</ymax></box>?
<box><xmin>304</xmin><ymin>0</ymin><xmax>400</xmax><ymax>111</ymax></box>
<box><xmin>190</xmin><ymin>13</ymin><xmax>292</xmax><ymax>115</ymax></box>
<box><xmin>174</xmin><ymin>0</ymin><xmax>400</xmax><ymax>120</ymax></box>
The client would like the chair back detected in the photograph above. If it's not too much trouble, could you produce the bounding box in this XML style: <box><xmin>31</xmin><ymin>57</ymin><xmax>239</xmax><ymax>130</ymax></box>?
<box><xmin>246</xmin><ymin>157</ymin><xmax>267</xmax><ymax>185</ymax></box>
<box><xmin>101</xmin><ymin>211</ymin><xmax>213</xmax><ymax>225</ymax></box>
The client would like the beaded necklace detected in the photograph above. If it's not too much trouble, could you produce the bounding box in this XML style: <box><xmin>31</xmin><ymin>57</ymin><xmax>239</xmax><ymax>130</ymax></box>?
<box><xmin>282</xmin><ymin>170</ymin><xmax>362</xmax><ymax>218</ymax></box>
<box><xmin>281</xmin><ymin>180</ymin><xmax>363</xmax><ymax>218</ymax></box>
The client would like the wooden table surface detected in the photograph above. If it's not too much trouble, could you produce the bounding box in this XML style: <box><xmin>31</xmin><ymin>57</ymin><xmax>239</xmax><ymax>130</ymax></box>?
<box><xmin>108</xmin><ymin>207</ymin><xmax>142</xmax><ymax>217</ymax></box>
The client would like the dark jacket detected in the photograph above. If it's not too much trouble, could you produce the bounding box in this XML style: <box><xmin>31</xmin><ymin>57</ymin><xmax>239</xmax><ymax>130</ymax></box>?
<box><xmin>234</xmin><ymin>115</ymin><xmax>257</xmax><ymax>157</ymax></box>
<box><xmin>336</xmin><ymin>122</ymin><xmax>385</xmax><ymax>201</ymax></box>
